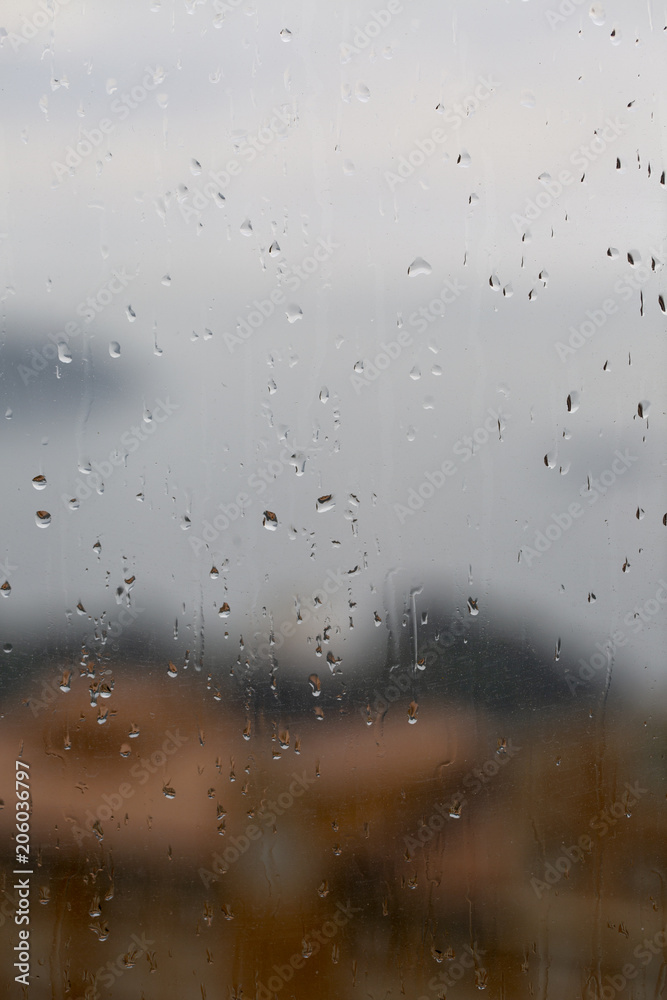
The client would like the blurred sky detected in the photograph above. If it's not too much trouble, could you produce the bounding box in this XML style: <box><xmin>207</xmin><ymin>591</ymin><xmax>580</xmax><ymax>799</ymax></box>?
<box><xmin>0</xmin><ymin>0</ymin><xmax>665</xmax><ymax>699</ymax></box>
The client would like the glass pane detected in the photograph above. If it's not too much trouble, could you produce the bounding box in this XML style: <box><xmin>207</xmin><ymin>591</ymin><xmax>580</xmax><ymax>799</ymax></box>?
<box><xmin>1</xmin><ymin>1</ymin><xmax>665</xmax><ymax>998</ymax></box>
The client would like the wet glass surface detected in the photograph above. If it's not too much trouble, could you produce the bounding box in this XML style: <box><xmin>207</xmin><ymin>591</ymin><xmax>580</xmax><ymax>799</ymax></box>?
<box><xmin>0</xmin><ymin>2</ymin><xmax>666</xmax><ymax>998</ymax></box>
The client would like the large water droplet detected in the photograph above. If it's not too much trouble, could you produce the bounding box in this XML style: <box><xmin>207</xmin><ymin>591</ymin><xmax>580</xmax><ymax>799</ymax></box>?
<box><xmin>407</xmin><ymin>257</ymin><xmax>432</xmax><ymax>277</ymax></box>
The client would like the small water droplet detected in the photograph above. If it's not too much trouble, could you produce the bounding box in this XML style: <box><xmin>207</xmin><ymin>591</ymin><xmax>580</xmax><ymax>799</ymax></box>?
<box><xmin>263</xmin><ymin>510</ymin><xmax>278</xmax><ymax>530</ymax></box>
<box><xmin>286</xmin><ymin>303</ymin><xmax>303</xmax><ymax>323</ymax></box>
<box><xmin>589</xmin><ymin>4</ymin><xmax>606</xmax><ymax>26</ymax></box>
<box><xmin>36</xmin><ymin>510</ymin><xmax>51</xmax><ymax>527</ymax></box>
<box><xmin>32</xmin><ymin>475</ymin><xmax>47</xmax><ymax>490</ymax></box>
<box><xmin>109</xmin><ymin>341</ymin><xmax>121</xmax><ymax>358</ymax></box>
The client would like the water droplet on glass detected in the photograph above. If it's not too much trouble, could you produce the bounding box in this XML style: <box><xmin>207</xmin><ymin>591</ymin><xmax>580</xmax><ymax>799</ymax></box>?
<box><xmin>0</xmin><ymin>581</ymin><xmax>11</xmax><ymax>598</ymax></box>
<box><xmin>407</xmin><ymin>257</ymin><xmax>432</xmax><ymax>277</ymax></box>
<box><xmin>32</xmin><ymin>475</ymin><xmax>47</xmax><ymax>490</ymax></box>
<box><xmin>316</xmin><ymin>494</ymin><xmax>335</xmax><ymax>512</ymax></box>
<box><xmin>589</xmin><ymin>4</ymin><xmax>606</xmax><ymax>26</ymax></box>
<box><xmin>263</xmin><ymin>510</ymin><xmax>278</xmax><ymax>530</ymax></box>
<box><xmin>109</xmin><ymin>341</ymin><xmax>121</xmax><ymax>358</ymax></box>
<box><xmin>286</xmin><ymin>303</ymin><xmax>303</xmax><ymax>323</ymax></box>
<box><xmin>36</xmin><ymin>511</ymin><xmax>51</xmax><ymax>527</ymax></box>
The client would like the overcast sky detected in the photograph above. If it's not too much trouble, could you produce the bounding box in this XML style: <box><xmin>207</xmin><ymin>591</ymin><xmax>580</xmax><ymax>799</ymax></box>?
<box><xmin>0</xmin><ymin>0</ymin><xmax>665</xmax><ymax>700</ymax></box>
